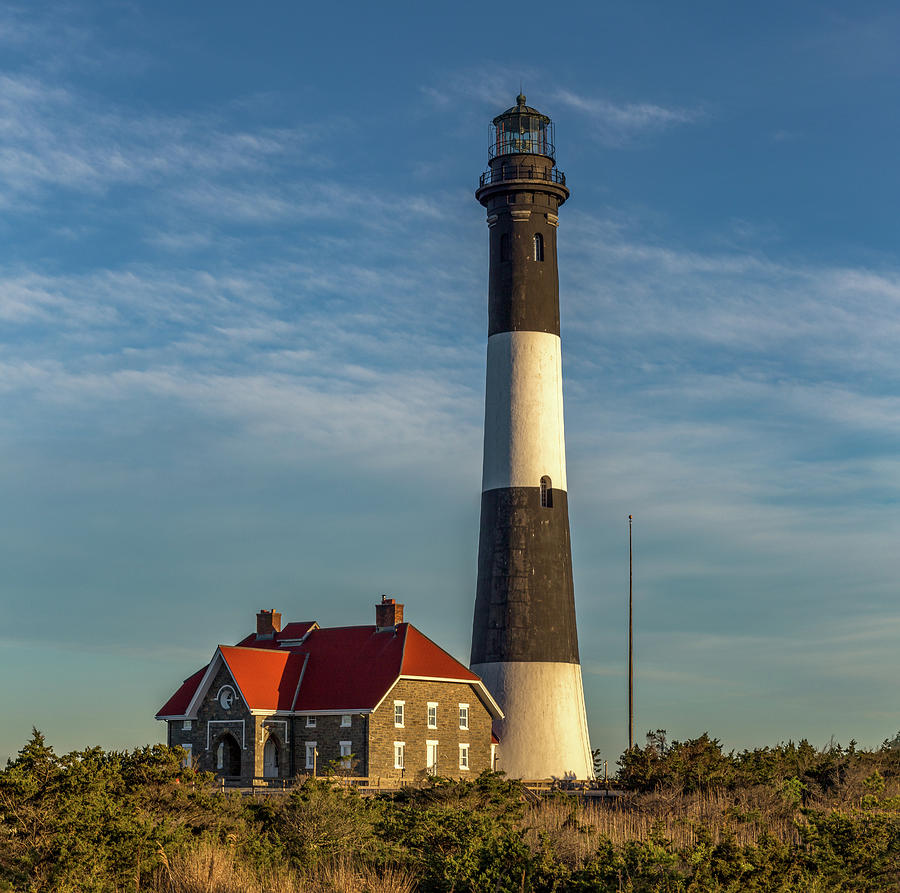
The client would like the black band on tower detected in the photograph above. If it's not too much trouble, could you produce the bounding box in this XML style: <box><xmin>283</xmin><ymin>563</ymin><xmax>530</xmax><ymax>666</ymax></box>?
<box><xmin>472</xmin><ymin>487</ymin><xmax>580</xmax><ymax>665</ymax></box>
<box><xmin>488</xmin><ymin>213</ymin><xmax>561</xmax><ymax>336</ymax></box>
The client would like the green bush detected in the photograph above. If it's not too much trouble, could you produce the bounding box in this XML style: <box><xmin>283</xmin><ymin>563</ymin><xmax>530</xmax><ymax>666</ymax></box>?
<box><xmin>3</xmin><ymin>730</ymin><xmax>900</xmax><ymax>891</ymax></box>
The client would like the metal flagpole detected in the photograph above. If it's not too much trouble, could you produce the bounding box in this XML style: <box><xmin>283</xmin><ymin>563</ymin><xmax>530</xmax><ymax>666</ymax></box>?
<box><xmin>628</xmin><ymin>514</ymin><xmax>633</xmax><ymax>751</ymax></box>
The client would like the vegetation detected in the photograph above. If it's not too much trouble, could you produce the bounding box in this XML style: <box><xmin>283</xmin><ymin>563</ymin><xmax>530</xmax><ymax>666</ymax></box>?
<box><xmin>2</xmin><ymin>728</ymin><xmax>900</xmax><ymax>891</ymax></box>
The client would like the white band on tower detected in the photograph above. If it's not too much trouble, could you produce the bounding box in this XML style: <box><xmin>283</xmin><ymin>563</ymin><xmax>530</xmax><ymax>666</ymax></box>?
<box><xmin>482</xmin><ymin>330</ymin><xmax>568</xmax><ymax>493</ymax></box>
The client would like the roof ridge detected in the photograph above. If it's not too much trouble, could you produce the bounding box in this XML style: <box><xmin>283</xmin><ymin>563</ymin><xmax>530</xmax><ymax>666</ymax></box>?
<box><xmin>222</xmin><ymin>643</ymin><xmax>292</xmax><ymax>656</ymax></box>
<box><xmin>398</xmin><ymin>621</ymin><xmax>409</xmax><ymax>673</ymax></box>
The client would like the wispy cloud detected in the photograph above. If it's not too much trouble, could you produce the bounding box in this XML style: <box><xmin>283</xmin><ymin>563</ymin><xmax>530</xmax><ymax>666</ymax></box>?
<box><xmin>0</xmin><ymin>72</ymin><xmax>323</xmax><ymax>212</ymax></box>
<box><xmin>553</xmin><ymin>89</ymin><xmax>703</xmax><ymax>145</ymax></box>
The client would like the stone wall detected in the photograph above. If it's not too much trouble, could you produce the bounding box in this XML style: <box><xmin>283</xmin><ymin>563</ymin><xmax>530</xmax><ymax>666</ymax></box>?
<box><xmin>290</xmin><ymin>713</ymin><xmax>368</xmax><ymax>777</ymax></box>
<box><xmin>368</xmin><ymin>679</ymin><xmax>493</xmax><ymax>781</ymax></box>
<box><xmin>167</xmin><ymin>663</ymin><xmax>255</xmax><ymax>781</ymax></box>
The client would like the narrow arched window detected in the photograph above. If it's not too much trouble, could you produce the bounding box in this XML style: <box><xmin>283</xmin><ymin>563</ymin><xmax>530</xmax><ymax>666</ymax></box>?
<box><xmin>500</xmin><ymin>233</ymin><xmax>510</xmax><ymax>262</ymax></box>
<box><xmin>533</xmin><ymin>232</ymin><xmax>544</xmax><ymax>262</ymax></box>
<box><xmin>540</xmin><ymin>475</ymin><xmax>552</xmax><ymax>508</ymax></box>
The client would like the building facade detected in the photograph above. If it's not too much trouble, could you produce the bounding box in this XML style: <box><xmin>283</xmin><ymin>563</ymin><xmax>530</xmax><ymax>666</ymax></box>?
<box><xmin>157</xmin><ymin>600</ymin><xmax>502</xmax><ymax>784</ymax></box>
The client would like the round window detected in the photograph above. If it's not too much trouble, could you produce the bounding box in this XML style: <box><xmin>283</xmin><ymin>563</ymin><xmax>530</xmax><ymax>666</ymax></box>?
<box><xmin>218</xmin><ymin>686</ymin><xmax>235</xmax><ymax>710</ymax></box>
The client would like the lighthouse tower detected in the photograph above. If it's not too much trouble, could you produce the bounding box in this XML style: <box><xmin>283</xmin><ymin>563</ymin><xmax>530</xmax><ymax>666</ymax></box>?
<box><xmin>470</xmin><ymin>95</ymin><xmax>593</xmax><ymax>779</ymax></box>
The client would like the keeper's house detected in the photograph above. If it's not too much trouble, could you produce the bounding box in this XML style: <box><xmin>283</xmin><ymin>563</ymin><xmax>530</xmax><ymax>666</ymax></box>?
<box><xmin>156</xmin><ymin>598</ymin><xmax>502</xmax><ymax>784</ymax></box>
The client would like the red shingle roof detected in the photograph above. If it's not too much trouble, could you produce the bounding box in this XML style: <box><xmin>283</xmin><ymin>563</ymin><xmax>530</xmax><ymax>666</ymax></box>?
<box><xmin>293</xmin><ymin>625</ymin><xmax>404</xmax><ymax>711</ymax></box>
<box><xmin>156</xmin><ymin>666</ymin><xmax>207</xmax><ymax>718</ymax></box>
<box><xmin>157</xmin><ymin>620</ymin><xmax>501</xmax><ymax>719</ymax></box>
<box><xmin>236</xmin><ymin>621</ymin><xmax>318</xmax><ymax>649</ymax></box>
<box><xmin>220</xmin><ymin>646</ymin><xmax>305</xmax><ymax>712</ymax></box>
<box><xmin>399</xmin><ymin>625</ymin><xmax>480</xmax><ymax>681</ymax></box>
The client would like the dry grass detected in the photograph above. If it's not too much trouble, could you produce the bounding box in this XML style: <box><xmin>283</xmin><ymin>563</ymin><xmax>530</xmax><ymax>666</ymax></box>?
<box><xmin>317</xmin><ymin>858</ymin><xmax>417</xmax><ymax>893</ymax></box>
<box><xmin>520</xmin><ymin>787</ymin><xmax>800</xmax><ymax>859</ymax></box>
<box><xmin>153</xmin><ymin>841</ymin><xmax>416</xmax><ymax>893</ymax></box>
<box><xmin>520</xmin><ymin>773</ymin><xmax>900</xmax><ymax>862</ymax></box>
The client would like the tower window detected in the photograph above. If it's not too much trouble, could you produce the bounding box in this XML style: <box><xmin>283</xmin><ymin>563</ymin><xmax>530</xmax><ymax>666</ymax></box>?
<box><xmin>540</xmin><ymin>476</ymin><xmax>553</xmax><ymax>508</ymax></box>
<box><xmin>533</xmin><ymin>232</ymin><xmax>544</xmax><ymax>262</ymax></box>
<box><xmin>500</xmin><ymin>233</ymin><xmax>510</xmax><ymax>262</ymax></box>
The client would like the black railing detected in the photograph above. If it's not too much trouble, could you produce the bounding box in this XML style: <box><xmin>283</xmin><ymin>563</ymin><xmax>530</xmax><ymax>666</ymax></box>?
<box><xmin>479</xmin><ymin>165</ymin><xmax>566</xmax><ymax>188</ymax></box>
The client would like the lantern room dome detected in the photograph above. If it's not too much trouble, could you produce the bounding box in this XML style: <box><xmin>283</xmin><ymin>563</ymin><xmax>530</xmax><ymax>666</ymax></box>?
<box><xmin>493</xmin><ymin>94</ymin><xmax>550</xmax><ymax>125</ymax></box>
<box><xmin>489</xmin><ymin>93</ymin><xmax>555</xmax><ymax>161</ymax></box>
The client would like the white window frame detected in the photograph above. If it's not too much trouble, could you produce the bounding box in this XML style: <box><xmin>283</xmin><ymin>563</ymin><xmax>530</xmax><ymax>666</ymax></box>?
<box><xmin>339</xmin><ymin>740</ymin><xmax>352</xmax><ymax>769</ymax></box>
<box><xmin>491</xmin><ymin>743</ymin><xmax>498</xmax><ymax>771</ymax></box>
<box><xmin>183</xmin><ymin>719</ymin><xmax>192</xmax><ymax>731</ymax></box>
<box><xmin>393</xmin><ymin>741</ymin><xmax>405</xmax><ymax>770</ymax></box>
<box><xmin>341</xmin><ymin>714</ymin><xmax>352</xmax><ymax>727</ymax></box>
<box><xmin>394</xmin><ymin>700</ymin><xmax>405</xmax><ymax>728</ymax></box>
<box><xmin>306</xmin><ymin>715</ymin><xmax>316</xmax><ymax>728</ymax></box>
<box><xmin>459</xmin><ymin>743</ymin><xmax>469</xmax><ymax>771</ymax></box>
<box><xmin>427</xmin><ymin>702</ymin><xmax>438</xmax><ymax>730</ymax></box>
<box><xmin>458</xmin><ymin>704</ymin><xmax>469</xmax><ymax>730</ymax></box>
<box><xmin>305</xmin><ymin>741</ymin><xmax>317</xmax><ymax>770</ymax></box>
<box><xmin>180</xmin><ymin>743</ymin><xmax>192</xmax><ymax>767</ymax></box>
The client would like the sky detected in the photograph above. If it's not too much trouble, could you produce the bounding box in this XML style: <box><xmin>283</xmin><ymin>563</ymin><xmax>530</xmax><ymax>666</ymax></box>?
<box><xmin>2</xmin><ymin>0</ymin><xmax>900</xmax><ymax>767</ymax></box>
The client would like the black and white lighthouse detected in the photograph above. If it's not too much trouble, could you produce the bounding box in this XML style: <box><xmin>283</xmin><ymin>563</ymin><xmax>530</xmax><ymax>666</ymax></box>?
<box><xmin>470</xmin><ymin>95</ymin><xmax>593</xmax><ymax>779</ymax></box>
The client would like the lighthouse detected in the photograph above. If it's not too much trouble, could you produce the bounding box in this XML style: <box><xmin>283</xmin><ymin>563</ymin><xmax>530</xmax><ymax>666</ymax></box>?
<box><xmin>470</xmin><ymin>95</ymin><xmax>593</xmax><ymax>779</ymax></box>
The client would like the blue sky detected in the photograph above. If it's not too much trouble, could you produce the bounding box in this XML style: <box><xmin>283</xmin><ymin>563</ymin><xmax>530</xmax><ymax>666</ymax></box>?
<box><xmin>2</xmin><ymin>0</ymin><xmax>900</xmax><ymax>766</ymax></box>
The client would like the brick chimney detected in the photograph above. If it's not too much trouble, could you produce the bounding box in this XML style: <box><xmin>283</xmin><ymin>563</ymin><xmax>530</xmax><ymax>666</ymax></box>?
<box><xmin>256</xmin><ymin>609</ymin><xmax>281</xmax><ymax>640</ymax></box>
<box><xmin>375</xmin><ymin>595</ymin><xmax>403</xmax><ymax>630</ymax></box>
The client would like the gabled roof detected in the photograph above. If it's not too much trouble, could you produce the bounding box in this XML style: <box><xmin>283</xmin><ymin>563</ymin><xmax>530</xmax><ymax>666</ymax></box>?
<box><xmin>399</xmin><ymin>625</ymin><xmax>480</xmax><ymax>682</ymax></box>
<box><xmin>156</xmin><ymin>619</ymin><xmax>503</xmax><ymax>720</ymax></box>
<box><xmin>220</xmin><ymin>646</ymin><xmax>305</xmax><ymax>712</ymax></box>
<box><xmin>156</xmin><ymin>666</ymin><xmax>207</xmax><ymax>718</ymax></box>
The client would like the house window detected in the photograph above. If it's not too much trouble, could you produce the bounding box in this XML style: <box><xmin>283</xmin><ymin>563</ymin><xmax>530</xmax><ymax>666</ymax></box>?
<box><xmin>459</xmin><ymin>744</ymin><xmax>469</xmax><ymax>771</ymax></box>
<box><xmin>458</xmin><ymin>704</ymin><xmax>469</xmax><ymax>730</ymax></box>
<box><xmin>394</xmin><ymin>701</ymin><xmax>405</xmax><ymax>728</ymax></box>
<box><xmin>491</xmin><ymin>743</ymin><xmax>498</xmax><ymax>771</ymax></box>
<box><xmin>183</xmin><ymin>720</ymin><xmax>192</xmax><ymax>731</ymax></box>
<box><xmin>426</xmin><ymin>740</ymin><xmax>438</xmax><ymax>775</ymax></box>
<box><xmin>427</xmin><ymin>702</ymin><xmax>438</xmax><ymax>729</ymax></box>
<box><xmin>533</xmin><ymin>232</ymin><xmax>544</xmax><ymax>261</ymax></box>
<box><xmin>394</xmin><ymin>742</ymin><xmax>405</xmax><ymax>770</ymax></box>
<box><xmin>306</xmin><ymin>716</ymin><xmax>316</xmax><ymax>728</ymax></box>
<box><xmin>500</xmin><ymin>232</ymin><xmax>510</xmax><ymax>262</ymax></box>
<box><xmin>341</xmin><ymin>714</ymin><xmax>352</xmax><ymax>727</ymax></box>
<box><xmin>180</xmin><ymin>744</ymin><xmax>192</xmax><ymax>768</ymax></box>
<box><xmin>305</xmin><ymin>742</ymin><xmax>317</xmax><ymax>771</ymax></box>
<box><xmin>540</xmin><ymin>476</ymin><xmax>552</xmax><ymax>508</ymax></box>
<box><xmin>339</xmin><ymin>741</ymin><xmax>352</xmax><ymax>770</ymax></box>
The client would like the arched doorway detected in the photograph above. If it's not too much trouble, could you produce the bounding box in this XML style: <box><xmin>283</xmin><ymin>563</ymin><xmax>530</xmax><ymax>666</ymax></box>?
<box><xmin>214</xmin><ymin>734</ymin><xmax>241</xmax><ymax>777</ymax></box>
<box><xmin>263</xmin><ymin>736</ymin><xmax>280</xmax><ymax>778</ymax></box>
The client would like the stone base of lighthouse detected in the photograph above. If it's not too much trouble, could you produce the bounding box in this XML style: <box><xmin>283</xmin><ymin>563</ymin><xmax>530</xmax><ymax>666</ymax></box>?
<box><xmin>472</xmin><ymin>660</ymin><xmax>593</xmax><ymax>779</ymax></box>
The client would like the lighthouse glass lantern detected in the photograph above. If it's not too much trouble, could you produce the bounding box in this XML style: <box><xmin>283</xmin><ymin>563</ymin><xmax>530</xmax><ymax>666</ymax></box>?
<box><xmin>489</xmin><ymin>94</ymin><xmax>555</xmax><ymax>160</ymax></box>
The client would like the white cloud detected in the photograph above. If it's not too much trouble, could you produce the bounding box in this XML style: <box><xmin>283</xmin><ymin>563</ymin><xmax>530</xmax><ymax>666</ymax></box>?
<box><xmin>553</xmin><ymin>89</ymin><xmax>703</xmax><ymax>145</ymax></box>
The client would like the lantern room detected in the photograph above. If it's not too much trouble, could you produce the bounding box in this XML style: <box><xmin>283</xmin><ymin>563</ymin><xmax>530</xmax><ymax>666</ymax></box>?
<box><xmin>489</xmin><ymin>94</ymin><xmax>555</xmax><ymax>160</ymax></box>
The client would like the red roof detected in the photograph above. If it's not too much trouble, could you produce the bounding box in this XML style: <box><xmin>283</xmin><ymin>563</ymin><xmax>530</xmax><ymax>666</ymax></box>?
<box><xmin>236</xmin><ymin>621</ymin><xmax>317</xmax><ymax>649</ymax></box>
<box><xmin>220</xmin><ymin>646</ymin><xmax>305</xmax><ymax>712</ymax></box>
<box><xmin>156</xmin><ymin>666</ymin><xmax>206</xmax><ymax>717</ymax></box>
<box><xmin>157</xmin><ymin>620</ymin><xmax>500</xmax><ymax>719</ymax></box>
<box><xmin>293</xmin><ymin>625</ymin><xmax>405</xmax><ymax>710</ymax></box>
<box><xmin>399</xmin><ymin>625</ymin><xmax>479</xmax><ymax>681</ymax></box>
